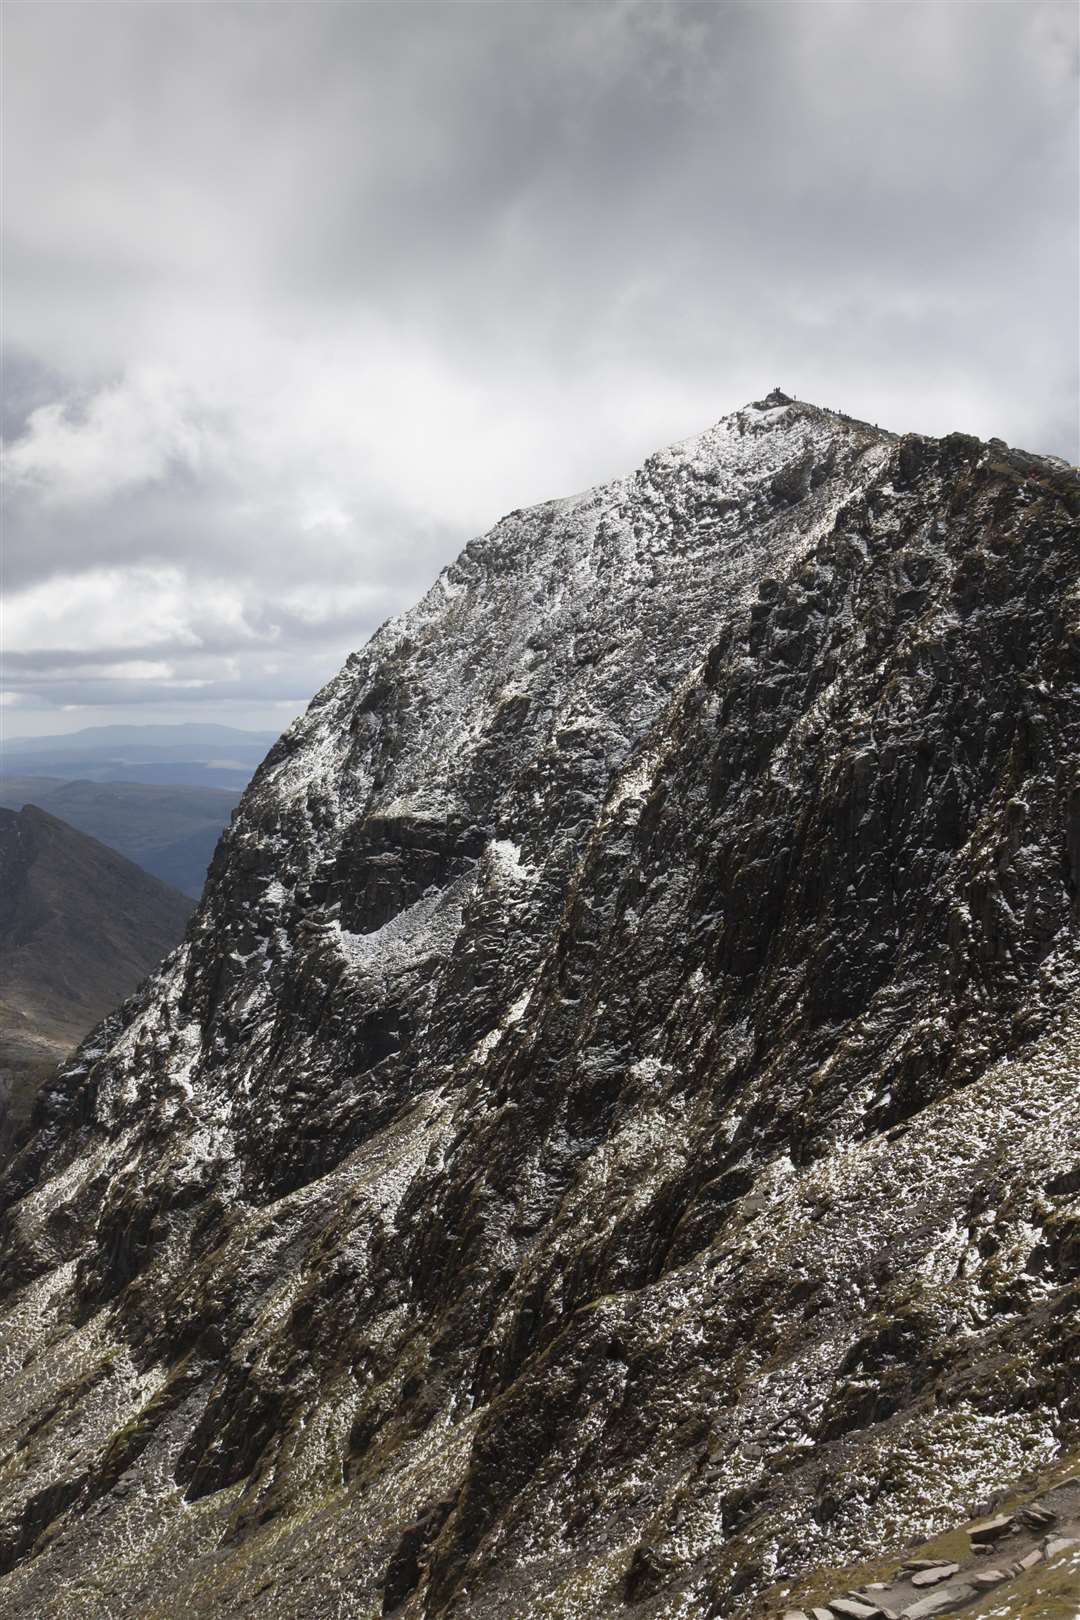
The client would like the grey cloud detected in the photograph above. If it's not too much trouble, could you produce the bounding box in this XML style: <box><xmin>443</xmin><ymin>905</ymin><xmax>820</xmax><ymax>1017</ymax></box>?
<box><xmin>2</xmin><ymin>0</ymin><xmax>1076</xmax><ymax>733</ymax></box>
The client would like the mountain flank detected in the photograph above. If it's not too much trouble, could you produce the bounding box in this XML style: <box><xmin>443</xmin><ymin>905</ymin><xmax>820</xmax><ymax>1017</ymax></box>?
<box><xmin>0</xmin><ymin>396</ymin><xmax>1077</xmax><ymax>1620</ymax></box>
<box><xmin>0</xmin><ymin>804</ymin><xmax>193</xmax><ymax>1159</ymax></box>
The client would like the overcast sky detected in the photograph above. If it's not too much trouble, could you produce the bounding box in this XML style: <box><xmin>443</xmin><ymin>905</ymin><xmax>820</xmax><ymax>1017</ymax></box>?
<box><xmin>3</xmin><ymin>0</ymin><xmax>1077</xmax><ymax>738</ymax></box>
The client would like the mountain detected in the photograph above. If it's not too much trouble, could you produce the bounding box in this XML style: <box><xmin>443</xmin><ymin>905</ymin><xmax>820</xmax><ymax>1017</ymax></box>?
<box><xmin>0</xmin><ymin>805</ymin><xmax>193</xmax><ymax>1162</ymax></box>
<box><xmin>0</xmin><ymin>396</ymin><xmax>1077</xmax><ymax>1620</ymax></box>
<box><xmin>3</xmin><ymin>724</ymin><xmax>279</xmax><ymax>755</ymax></box>
<box><xmin>0</xmin><ymin>777</ymin><xmax>241</xmax><ymax>898</ymax></box>
<box><xmin>0</xmin><ymin>725</ymin><xmax>278</xmax><ymax>791</ymax></box>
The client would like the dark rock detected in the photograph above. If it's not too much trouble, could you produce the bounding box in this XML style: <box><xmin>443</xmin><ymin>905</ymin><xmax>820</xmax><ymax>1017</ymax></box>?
<box><xmin>382</xmin><ymin>1498</ymin><xmax>455</xmax><ymax>1614</ymax></box>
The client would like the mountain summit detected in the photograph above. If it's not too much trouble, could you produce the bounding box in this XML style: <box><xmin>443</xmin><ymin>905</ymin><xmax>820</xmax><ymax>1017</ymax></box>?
<box><xmin>1</xmin><ymin>398</ymin><xmax>1078</xmax><ymax>1619</ymax></box>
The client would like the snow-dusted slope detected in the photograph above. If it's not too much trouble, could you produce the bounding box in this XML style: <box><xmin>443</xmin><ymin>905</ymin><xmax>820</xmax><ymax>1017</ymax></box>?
<box><xmin>1</xmin><ymin>397</ymin><xmax>1077</xmax><ymax>1620</ymax></box>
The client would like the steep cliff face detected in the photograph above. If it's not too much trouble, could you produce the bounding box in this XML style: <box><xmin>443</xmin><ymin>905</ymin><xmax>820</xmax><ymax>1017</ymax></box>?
<box><xmin>1</xmin><ymin>397</ymin><xmax>1077</xmax><ymax>1620</ymax></box>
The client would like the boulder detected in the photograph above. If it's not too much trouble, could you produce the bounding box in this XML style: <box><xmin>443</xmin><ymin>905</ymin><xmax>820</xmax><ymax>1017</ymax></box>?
<box><xmin>968</xmin><ymin>1513</ymin><xmax>1014</xmax><ymax>1542</ymax></box>
<box><xmin>910</xmin><ymin>1564</ymin><xmax>959</xmax><ymax>1587</ymax></box>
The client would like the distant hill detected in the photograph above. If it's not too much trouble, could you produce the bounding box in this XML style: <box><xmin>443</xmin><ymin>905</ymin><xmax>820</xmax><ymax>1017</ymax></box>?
<box><xmin>4</xmin><ymin>723</ymin><xmax>278</xmax><ymax>754</ymax></box>
<box><xmin>0</xmin><ymin>777</ymin><xmax>241</xmax><ymax>897</ymax></box>
<box><xmin>0</xmin><ymin>804</ymin><xmax>193</xmax><ymax>1159</ymax></box>
<box><xmin>1</xmin><ymin>723</ymin><xmax>277</xmax><ymax>791</ymax></box>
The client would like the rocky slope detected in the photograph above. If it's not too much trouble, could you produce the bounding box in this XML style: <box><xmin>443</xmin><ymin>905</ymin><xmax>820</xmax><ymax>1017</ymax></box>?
<box><xmin>0</xmin><ymin>805</ymin><xmax>194</xmax><ymax>1162</ymax></box>
<box><xmin>0</xmin><ymin>395</ymin><xmax>1077</xmax><ymax>1620</ymax></box>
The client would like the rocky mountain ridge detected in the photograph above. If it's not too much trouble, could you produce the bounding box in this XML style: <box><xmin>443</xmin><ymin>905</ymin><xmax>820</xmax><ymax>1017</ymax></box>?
<box><xmin>0</xmin><ymin>394</ymin><xmax>1077</xmax><ymax>1620</ymax></box>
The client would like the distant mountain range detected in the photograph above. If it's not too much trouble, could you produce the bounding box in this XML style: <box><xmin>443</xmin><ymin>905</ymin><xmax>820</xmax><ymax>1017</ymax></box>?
<box><xmin>0</xmin><ymin>724</ymin><xmax>276</xmax><ymax>896</ymax></box>
<box><xmin>0</xmin><ymin>804</ymin><xmax>193</xmax><ymax>1161</ymax></box>
<box><xmin>0</xmin><ymin>777</ymin><xmax>241</xmax><ymax>898</ymax></box>
<box><xmin>2</xmin><ymin>723</ymin><xmax>277</xmax><ymax>791</ymax></box>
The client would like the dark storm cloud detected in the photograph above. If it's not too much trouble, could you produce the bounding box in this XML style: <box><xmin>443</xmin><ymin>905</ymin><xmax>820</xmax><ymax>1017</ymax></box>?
<box><xmin>3</xmin><ymin>0</ymin><xmax>1077</xmax><ymax>733</ymax></box>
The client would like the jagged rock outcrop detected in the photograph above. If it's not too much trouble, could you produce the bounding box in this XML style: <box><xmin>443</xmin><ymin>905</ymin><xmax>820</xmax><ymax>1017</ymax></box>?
<box><xmin>0</xmin><ymin>396</ymin><xmax>1077</xmax><ymax>1619</ymax></box>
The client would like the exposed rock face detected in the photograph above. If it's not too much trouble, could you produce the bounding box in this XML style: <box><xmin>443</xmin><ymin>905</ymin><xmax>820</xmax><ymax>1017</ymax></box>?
<box><xmin>0</xmin><ymin>398</ymin><xmax>1077</xmax><ymax>1620</ymax></box>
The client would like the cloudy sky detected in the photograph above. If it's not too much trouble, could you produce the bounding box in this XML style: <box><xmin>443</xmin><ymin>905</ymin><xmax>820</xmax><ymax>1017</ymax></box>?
<box><xmin>3</xmin><ymin>0</ymin><xmax>1077</xmax><ymax>738</ymax></box>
